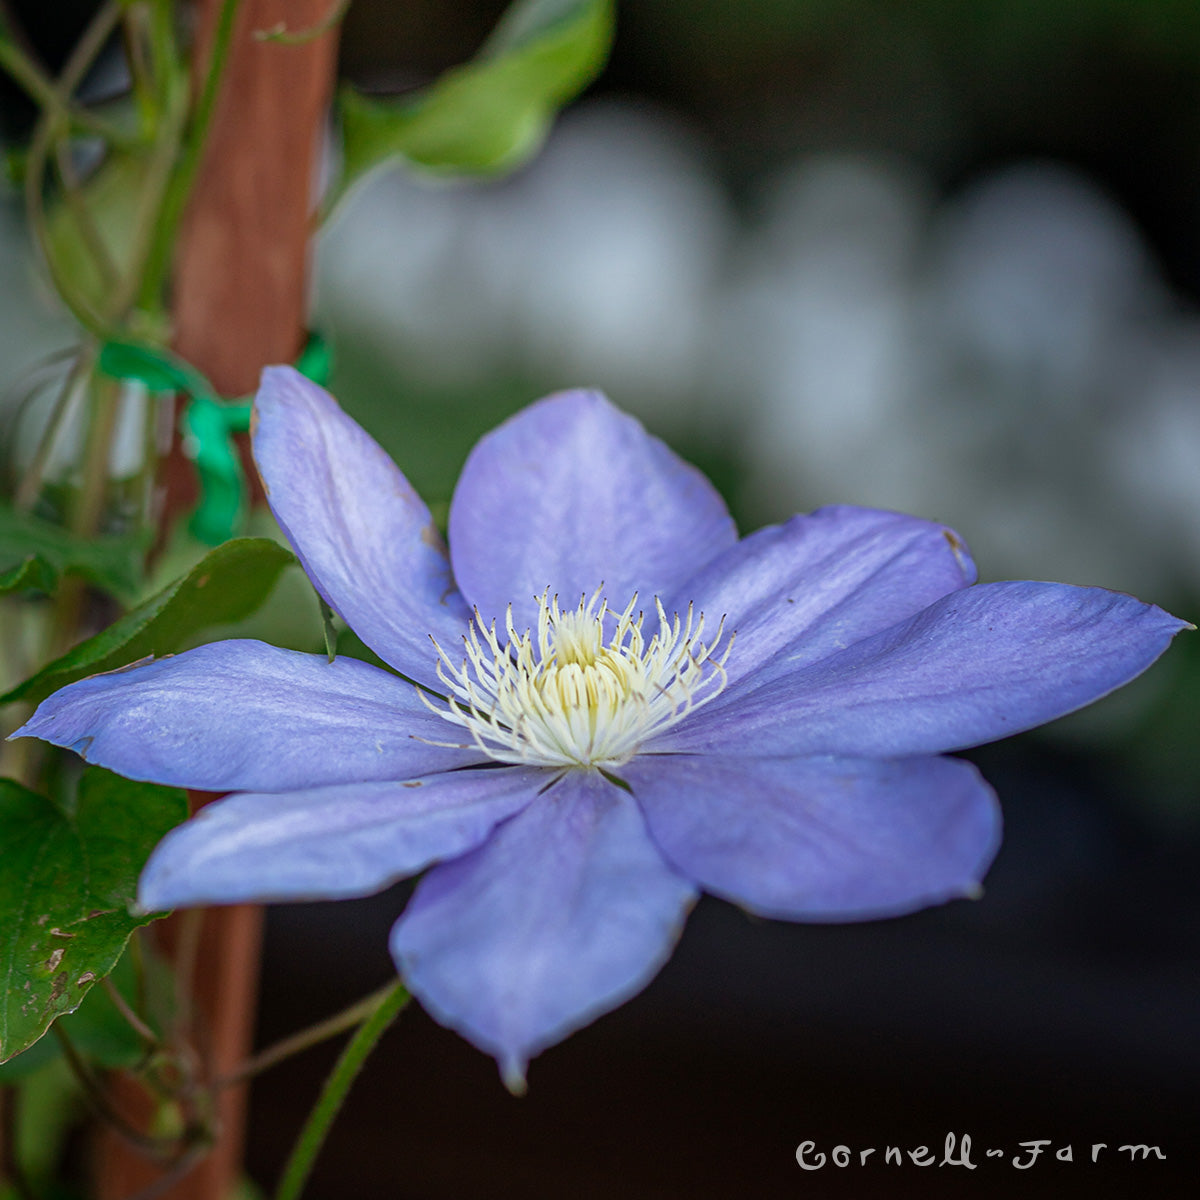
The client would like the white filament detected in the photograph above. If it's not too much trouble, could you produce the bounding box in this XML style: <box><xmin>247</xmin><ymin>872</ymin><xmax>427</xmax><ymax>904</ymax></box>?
<box><xmin>423</xmin><ymin>588</ymin><xmax>732</xmax><ymax>768</ymax></box>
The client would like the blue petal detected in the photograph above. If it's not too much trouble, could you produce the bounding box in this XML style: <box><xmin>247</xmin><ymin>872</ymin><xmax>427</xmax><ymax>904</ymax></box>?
<box><xmin>624</xmin><ymin>753</ymin><xmax>1000</xmax><ymax>920</ymax></box>
<box><xmin>253</xmin><ymin>367</ymin><xmax>469</xmax><ymax>686</ymax></box>
<box><xmin>656</xmin><ymin>582</ymin><xmax>1190</xmax><ymax>758</ymax></box>
<box><xmin>666</xmin><ymin>505</ymin><xmax>976</xmax><ymax>693</ymax></box>
<box><xmin>11</xmin><ymin>640</ymin><xmax>484</xmax><ymax>791</ymax></box>
<box><xmin>138</xmin><ymin>766</ymin><xmax>546</xmax><ymax>909</ymax></box>
<box><xmin>390</xmin><ymin>768</ymin><xmax>697</xmax><ymax>1090</ymax></box>
<box><xmin>447</xmin><ymin>389</ymin><xmax>737</xmax><ymax>629</ymax></box>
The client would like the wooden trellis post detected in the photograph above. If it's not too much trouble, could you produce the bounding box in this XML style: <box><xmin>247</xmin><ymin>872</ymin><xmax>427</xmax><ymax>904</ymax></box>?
<box><xmin>96</xmin><ymin>2</ymin><xmax>338</xmax><ymax>1196</ymax></box>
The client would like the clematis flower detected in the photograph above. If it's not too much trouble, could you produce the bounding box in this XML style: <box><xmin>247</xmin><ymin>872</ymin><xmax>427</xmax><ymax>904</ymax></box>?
<box><xmin>13</xmin><ymin>369</ymin><xmax>1188</xmax><ymax>1088</ymax></box>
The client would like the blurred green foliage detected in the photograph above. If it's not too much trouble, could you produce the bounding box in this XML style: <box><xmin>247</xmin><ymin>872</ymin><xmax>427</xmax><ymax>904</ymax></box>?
<box><xmin>43</xmin><ymin>151</ymin><xmax>147</xmax><ymax>315</ymax></box>
<box><xmin>0</xmin><ymin>504</ymin><xmax>144</xmax><ymax>601</ymax></box>
<box><xmin>2</xmin><ymin>537</ymin><xmax>296</xmax><ymax>706</ymax></box>
<box><xmin>336</xmin><ymin>0</ymin><xmax>613</xmax><ymax>201</ymax></box>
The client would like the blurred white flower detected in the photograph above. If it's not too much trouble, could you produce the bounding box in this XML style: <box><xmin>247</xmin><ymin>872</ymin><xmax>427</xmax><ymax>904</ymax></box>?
<box><xmin>720</xmin><ymin>156</ymin><xmax>931</xmax><ymax>511</ymax></box>
<box><xmin>317</xmin><ymin>102</ymin><xmax>730</xmax><ymax>424</ymax></box>
<box><xmin>736</xmin><ymin>158</ymin><xmax>1196</xmax><ymax>597</ymax></box>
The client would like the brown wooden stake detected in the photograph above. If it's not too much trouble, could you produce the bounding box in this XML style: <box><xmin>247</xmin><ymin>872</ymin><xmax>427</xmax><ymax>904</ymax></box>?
<box><xmin>95</xmin><ymin>2</ymin><xmax>338</xmax><ymax>1197</ymax></box>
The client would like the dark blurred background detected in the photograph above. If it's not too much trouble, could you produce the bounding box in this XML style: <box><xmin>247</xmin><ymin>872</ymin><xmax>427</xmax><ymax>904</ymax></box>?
<box><xmin>3</xmin><ymin>1</ymin><xmax>1199</xmax><ymax>1196</ymax></box>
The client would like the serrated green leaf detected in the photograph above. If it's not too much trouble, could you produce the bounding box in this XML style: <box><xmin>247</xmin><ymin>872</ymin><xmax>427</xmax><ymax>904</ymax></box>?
<box><xmin>0</xmin><ymin>769</ymin><xmax>187</xmax><ymax>1064</ymax></box>
<box><xmin>1</xmin><ymin>537</ymin><xmax>295</xmax><ymax>707</ymax></box>
<box><xmin>0</xmin><ymin>503</ymin><xmax>144</xmax><ymax>600</ymax></box>
<box><xmin>335</xmin><ymin>0</ymin><xmax>613</xmax><ymax>200</ymax></box>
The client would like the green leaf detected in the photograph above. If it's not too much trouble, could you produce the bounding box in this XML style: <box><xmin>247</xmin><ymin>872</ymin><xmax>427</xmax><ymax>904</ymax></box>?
<box><xmin>486</xmin><ymin>0</ymin><xmax>596</xmax><ymax>51</ymax></box>
<box><xmin>335</xmin><ymin>0</ymin><xmax>613</xmax><ymax>199</ymax></box>
<box><xmin>43</xmin><ymin>150</ymin><xmax>149</xmax><ymax>313</ymax></box>
<box><xmin>0</xmin><ymin>503</ymin><xmax>143</xmax><ymax>600</ymax></box>
<box><xmin>1</xmin><ymin>537</ymin><xmax>295</xmax><ymax>707</ymax></box>
<box><xmin>0</xmin><ymin>934</ymin><xmax>172</xmax><ymax>1080</ymax></box>
<box><xmin>0</xmin><ymin>769</ymin><xmax>188</xmax><ymax>1064</ymax></box>
<box><xmin>0</xmin><ymin>555</ymin><xmax>58</xmax><ymax>597</ymax></box>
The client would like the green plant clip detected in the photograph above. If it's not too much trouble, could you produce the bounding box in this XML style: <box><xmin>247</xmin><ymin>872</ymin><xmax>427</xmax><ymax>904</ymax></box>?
<box><xmin>96</xmin><ymin>334</ymin><xmax>331</xmax><ymax>546</ymax></box>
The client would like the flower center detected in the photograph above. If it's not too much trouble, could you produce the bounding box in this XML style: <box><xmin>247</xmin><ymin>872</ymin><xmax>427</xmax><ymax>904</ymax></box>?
<box><xmin>425</xmin><ymin>589</ymin><xmax>732</xmax><ymax>768</ymax></box>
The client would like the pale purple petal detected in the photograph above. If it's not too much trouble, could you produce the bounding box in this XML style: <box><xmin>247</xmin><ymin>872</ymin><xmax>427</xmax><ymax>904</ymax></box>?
<box><xmin>447</xmin><ymin>390</ymin><xmax>737</xmax><ymax>629</ymax></box>
<box><xmin>657</xmin><ymin>582</ymin><xmax>1189</xmax><ymax>758</ymax></box>
<box><xmin>666</xmin><ymin>505</ymin><xmax>976</xmax><ymax>692</ymax></box>
<box><xmin>11</xmin><ymin>640</ymin><xmax>483</xmax><ymax>791</ymax></box>
<box><xmin>624</xmin><ymin>754</ymin><xmax>999</xmax><ymax>920</ymax></box>
<box><xmin>138</xmin><ymin>766</ymin><xmax>545</xmax><ymax>909</ymax></box>
<box><xmin>390</xmin><ymin>769</ymin><xmax>697</xmax><ymax>1090</ymax></box>
<box><xmin>253</xmin><ymin>367</ymin><xmax>469</xmax><ymax>685</ymax></box>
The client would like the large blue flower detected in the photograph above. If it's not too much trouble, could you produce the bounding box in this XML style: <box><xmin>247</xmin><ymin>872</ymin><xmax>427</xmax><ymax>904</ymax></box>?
<box><xmin>13</xmin><ymin>369</ymin><xmax>1188</xmax><ymax>1088</ymax></box>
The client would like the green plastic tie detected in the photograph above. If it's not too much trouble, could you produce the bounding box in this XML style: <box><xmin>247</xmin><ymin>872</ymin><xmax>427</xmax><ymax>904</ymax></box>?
<box><xmin>97</xmin><ymin>334</ymin><xmax>331</xmax><ymax>545</ymax></box>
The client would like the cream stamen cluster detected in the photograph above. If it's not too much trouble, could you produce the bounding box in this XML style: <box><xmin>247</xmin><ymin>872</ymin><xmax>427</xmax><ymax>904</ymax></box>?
<box><xmin>425</xmin><ymin>590</ymin><xmax>733</xmax><ymax>768</ymax></box>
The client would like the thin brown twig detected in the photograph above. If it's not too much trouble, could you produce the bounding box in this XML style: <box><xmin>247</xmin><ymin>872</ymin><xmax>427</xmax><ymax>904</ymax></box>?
<box><xmin>51</xmin><ymin>1023</ymin><xmax>179</xmax><ymax>1159</ymax></box>
<box><xmin>103</xmin><ymin>974</ymin><xmax>161</xmax><ymax>1047</ymax></box>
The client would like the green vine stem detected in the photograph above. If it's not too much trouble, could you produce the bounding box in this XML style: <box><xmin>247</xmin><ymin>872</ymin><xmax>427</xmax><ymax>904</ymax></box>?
<box><xmin>0</xmin><ymin>19</ymin><xmax>135</xmax><ymax>146</ymax></box>
<box><xmin>217</xmin><ymin>980</ymin><xmax>402</xmax><ymax>1090</ymax></box>
<box><xmin>22</xmin><ymin>0</ymin><xmax>126</xmax><ymax>340</ymax></box>
<box><xmin>136</xmin><ymin>0</ymin><xmax>243</xmax><ymax>312</ymax></box>
<box><xmin>274</xmin><ymin>982</ymin><xmax>410</xmax><ymax>1200</ymax></box>
<box><xmin>102</xmin><ymin>975</ymin><xmax>161</xmax><ymax>1049</ymax></box>
<box><xmin>10</xmin><ymin>346</ymin><xmax>88</xmax><ymax>510</ymax></box>
<box><xmin>52</xmin><ymin>139</ymin><xmax>119</xmax><ymax>290</ymax></box>
<box><xmin>106</xmin><ymin>0</ymin><xmax>189</xmax><ymax>325</ymax></box>
<box><xmin>50</xmin><ymin>1024</ymin><xmax>181</xmax><ymax>1160</ymax></box>
<box><xmin>44</xmin><ymin>367</ymin><xmax>121</xmax><ymax>660</ymax></box>
<box><xmin>253</xmin><ymin>0</ymin><xmax>350</xmax><ymax>45</ymax></box>
<box><xmin>120</xmin><ymin>2</ymin><xmax>157</xmax><ymax>129</ymax></box>
<box><xmin>17</xmin><ymin>1</ymin><xmax>189</xmax><ymax>339</ymax></box>
<box><xmin>24</xmin><ymin>112</ymin><xmax>111</xmax><ymax>339</ymax></box>
<box><xmin>106</xmin><ymin>90</ymin><xmax>188</xmax><ymax>324</ymax></box>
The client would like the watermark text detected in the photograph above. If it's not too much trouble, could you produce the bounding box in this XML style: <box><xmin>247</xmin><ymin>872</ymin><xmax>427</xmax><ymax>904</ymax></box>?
<box><xmin>795</xmin><ymin>1134</ymin><xmax>1165</xmax><ymax>1170</ymax></box>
